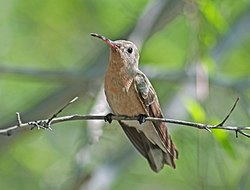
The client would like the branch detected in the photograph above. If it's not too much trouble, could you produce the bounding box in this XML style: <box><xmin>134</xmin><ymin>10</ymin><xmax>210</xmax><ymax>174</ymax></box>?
<box><xmin>1</xmin><ymin>97</ymin><xmax>249</xmax><ymax>138</ymax></box>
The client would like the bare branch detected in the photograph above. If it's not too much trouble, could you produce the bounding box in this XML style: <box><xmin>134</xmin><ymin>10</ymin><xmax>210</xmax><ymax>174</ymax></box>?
<box><xmin>237</xmin><ymin>130</ymin><xmax>250</xmax><ymax>138</ymax></box>
<box><xmin>0</xmin><ymin>97</ymin><xmax>249</xmax><ymax>138</ymax></box>
<box><xmin>1</xmin><ymin>114</ymin><xmax>250</xmax><ymax>137</ymax></box>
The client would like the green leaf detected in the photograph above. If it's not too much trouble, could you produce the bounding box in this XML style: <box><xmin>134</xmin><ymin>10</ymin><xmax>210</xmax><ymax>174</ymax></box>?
<box><xmin>212</xmin><ymin>129</ymin><xmax>236</xmax><ymax>159</ymax></box>
<box><xmin>185</xmin><ymin>98</ymin><xmax>206</xmax><ymax>123</ymax></box>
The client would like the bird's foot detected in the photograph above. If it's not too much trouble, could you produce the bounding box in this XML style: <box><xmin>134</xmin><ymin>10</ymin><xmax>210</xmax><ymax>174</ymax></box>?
<box><xmin>137</xmin><ymin>114</ymin><xmax>147</xmax><ymax>124</ymax></box>
<box><xmin>104</xmin><ymin>113</ymin><xmax>114</xmax><ymax>124</ymax></box>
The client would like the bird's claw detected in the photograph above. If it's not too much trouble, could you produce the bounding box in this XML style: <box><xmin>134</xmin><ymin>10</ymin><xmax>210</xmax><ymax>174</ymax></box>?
<box><xmin>137</xmin><ymin>114</ymin><xmax>147</xmax><ymax>124</ymax></box>
<box><xmin>104</xmin><ymin>113</ymin><xmax>114</xmax><ymax>124</ymax></box>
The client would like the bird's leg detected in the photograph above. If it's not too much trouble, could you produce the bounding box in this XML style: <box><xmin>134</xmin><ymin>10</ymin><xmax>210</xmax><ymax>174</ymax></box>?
<box><xmin>137</xmin><ymin>114</ymin><xmax>148</xmax><ymax>124</ymax></box>
<box><xmin>104</xmin><ymin>113</ymin><xmax>114</xmax><ymax>123</ymax></box>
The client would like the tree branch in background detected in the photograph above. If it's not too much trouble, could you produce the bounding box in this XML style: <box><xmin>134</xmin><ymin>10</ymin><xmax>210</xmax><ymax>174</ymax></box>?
<box><xmin>0</xmin><ymin>97</ymin><xmax>249</xmax><ymax>138</ymax></box>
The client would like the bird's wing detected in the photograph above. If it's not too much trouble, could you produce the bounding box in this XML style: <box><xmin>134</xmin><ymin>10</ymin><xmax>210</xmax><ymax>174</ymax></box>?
<box><xmin>134</xmin><ymin>71</ymin><xmax>178</xmax><ymax>160</ymax></box>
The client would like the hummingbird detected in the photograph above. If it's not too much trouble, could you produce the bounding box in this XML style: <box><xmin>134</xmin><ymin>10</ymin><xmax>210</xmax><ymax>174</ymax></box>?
<box><xmin>91</xmin><ymin>33</ymin><xmax>178</xmax><ymax>172</ymax></box>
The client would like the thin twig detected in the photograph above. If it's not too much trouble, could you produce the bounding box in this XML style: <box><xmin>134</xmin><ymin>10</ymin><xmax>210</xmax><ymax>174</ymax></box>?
<box><xmin>215</xmin><ymin>97</ymin><xmax>240</xmax><ymax>127</ymax></box>
<box><xmin>46</xmin><ymin>97</ymin><xmax>79</xmax><ymax>129</ymax></box>
<box><xmin>16</xmin><ymin>112</ymin><xmax>22</xmax><ymax>126</ymax></box>
<box><xmin>0</xmin><ymin>97</ymin><xmax>249</xmax><ymax>139</ymax></box>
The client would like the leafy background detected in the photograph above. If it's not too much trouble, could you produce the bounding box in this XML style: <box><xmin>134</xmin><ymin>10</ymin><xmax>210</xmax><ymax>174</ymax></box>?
<box><xmin>0</xmin><ymin>0</ymin><xmax>250</xmax><ymax>189</ymax></box>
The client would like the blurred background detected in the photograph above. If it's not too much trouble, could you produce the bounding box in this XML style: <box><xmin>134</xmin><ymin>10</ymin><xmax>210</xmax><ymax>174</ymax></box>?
<box><xmin>0</xmin><ymin>0</ymin><xmax>250</xmax><ymax>189</ymax></box>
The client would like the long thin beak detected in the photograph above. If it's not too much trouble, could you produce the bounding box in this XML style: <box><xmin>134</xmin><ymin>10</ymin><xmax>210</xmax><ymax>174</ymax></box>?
<box><xmin>90</xmin><ymin>33</ymin><xmax>119</xmax><ymax>49</ymax></box>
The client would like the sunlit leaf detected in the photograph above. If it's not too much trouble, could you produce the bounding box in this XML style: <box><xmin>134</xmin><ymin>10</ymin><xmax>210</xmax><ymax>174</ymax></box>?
<box><xmin>212</xmin><ymin>129</ymin><xmax>236</xmax><ymax>159</ymax></box>
<box><xmin>184</xmin><ymin>98</ymin><xmax>206</xmax><ymax>123</ymax></box>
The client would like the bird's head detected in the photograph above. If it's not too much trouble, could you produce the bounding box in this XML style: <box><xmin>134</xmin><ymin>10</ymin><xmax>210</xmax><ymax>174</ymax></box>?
<box><xmin>91</xmin><ymin>33</ymin><xmax>139</xmax><ymax>74</ymax></box>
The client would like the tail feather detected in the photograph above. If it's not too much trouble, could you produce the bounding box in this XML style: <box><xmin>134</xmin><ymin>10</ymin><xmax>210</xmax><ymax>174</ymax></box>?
<box><xmin>163</xmin><ymin>138</ymin><xmax>178</xmax><ymax>169</ymax></box>
<box><xmin>119</xmin><ymin>121</ymin><xmax>178</xmax><ymax>172</ymax></box>
<box><xmin>143</xmin><ymin>141</ymin><xmax>165</xmax><ymax>172</ymax></box>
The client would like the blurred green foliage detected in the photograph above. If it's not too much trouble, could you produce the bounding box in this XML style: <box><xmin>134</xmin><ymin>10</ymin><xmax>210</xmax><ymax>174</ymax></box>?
<box><xmin>0</xmin><ymin>0</ymin><xmax>250</xmax><ymax>189</ymax></box>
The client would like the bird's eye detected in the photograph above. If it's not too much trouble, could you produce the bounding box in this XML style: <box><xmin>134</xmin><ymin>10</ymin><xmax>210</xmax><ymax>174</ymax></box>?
<box><xmin>127</xmin><ymin>47</ymin><xmax>133</xmax><ymax>54</ymax></box>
